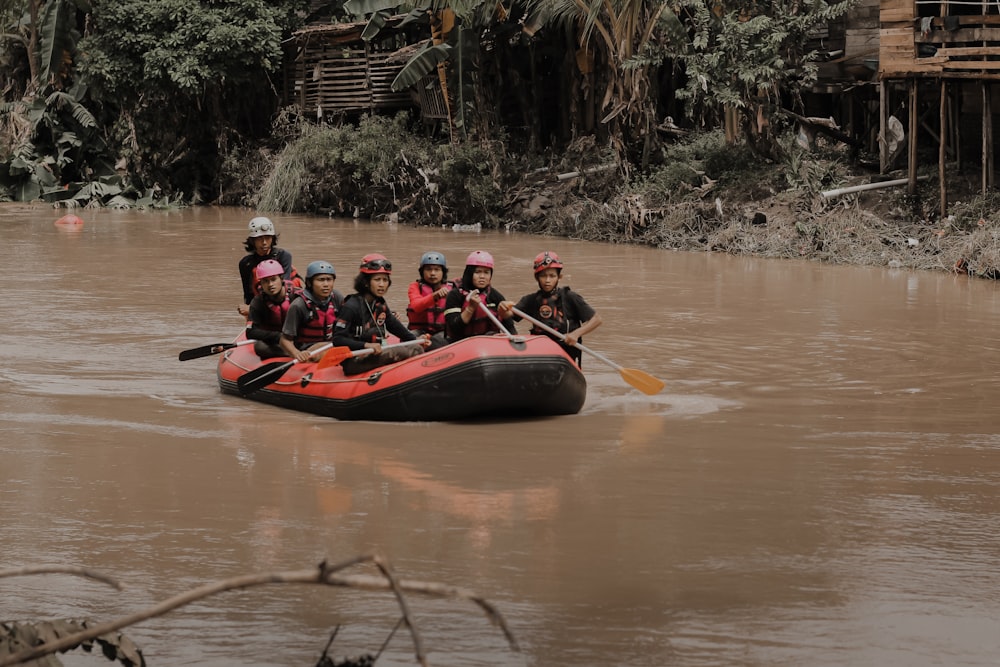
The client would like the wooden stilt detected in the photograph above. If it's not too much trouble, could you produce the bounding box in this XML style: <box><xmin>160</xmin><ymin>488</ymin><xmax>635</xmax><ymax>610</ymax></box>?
<box><xmin>909</xmin><ymin>80</ymin><xmax>918</xmax><ymax>195</ymax></box>
<box><xmin>985</xmin><ymin>82</ymin><xmax>994</xmax><ymax>193</ymax></box>
<box><xmin>880</xmin><ymin>81</ymin><xmax>888</xmax><ymax>173</ymax></box>
<box><xmin>940</xmin><ymin>80</ymin><xmax>947</xmax><ymax>219</ymax></box>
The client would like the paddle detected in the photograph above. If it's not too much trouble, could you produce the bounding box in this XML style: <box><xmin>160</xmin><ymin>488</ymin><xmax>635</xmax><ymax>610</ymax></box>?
<box><xmin>178</xmin><ymin>339</ymin><xmax>256</xmax><ymax>361</ymax></box>
<box><xmin>511</xmin><ymin>306</ymin><xmax>665</xmax><ymax>395</ymax></box>
<box><xmin>315</xmin><ymin>338</ymin><xmax>427</xmax><ymax>370</ymax></box>
<box><xmin>237</xmin><ymin>342</ymin><xmax>335</xmax><ymax>395</ymax></box>
<box><xmin>476</xmin><ymin>299</ymin><xmax>514</xmax><ymax>338</ymax></box>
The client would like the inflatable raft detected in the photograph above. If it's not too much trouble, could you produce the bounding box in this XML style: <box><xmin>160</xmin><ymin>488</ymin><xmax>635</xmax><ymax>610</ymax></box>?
<box><xmin>217</xmin><ymin>333</ymin><xmax>586</xmax><ymax>421</ymax></box>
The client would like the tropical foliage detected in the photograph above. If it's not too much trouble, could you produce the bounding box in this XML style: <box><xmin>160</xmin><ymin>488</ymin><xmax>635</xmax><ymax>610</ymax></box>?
<box><xmin>0</xmin><ymin>0</ymin><xmax>305</xmax><ymax>205</ymax></box>
<box><xmin>647</xmin><ymin>0</ymin><xmax>856</xmax><ymax>160</ymax></box>
<box><xmin>1</xmin><ymin>0</ymin><xmax>860</xmax><ymax>206</ymax></box>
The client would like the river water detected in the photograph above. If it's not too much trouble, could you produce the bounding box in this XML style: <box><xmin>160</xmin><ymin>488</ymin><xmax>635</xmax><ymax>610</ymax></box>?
<box><xmin>2</xmin><ymin>204</ymin><xmax>1000</xmax><ymax>666</ymax></box>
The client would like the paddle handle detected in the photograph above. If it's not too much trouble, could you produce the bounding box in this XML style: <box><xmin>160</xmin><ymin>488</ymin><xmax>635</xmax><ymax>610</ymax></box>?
<box><xmin>477</xmin><ymin>300</ymin><xmax>513</xmax><ymax>338</ymax></box>
<box><xmin>511</xmin><ymin>306</ymin><xmax>623</xmax><ymax>371</ymax></box>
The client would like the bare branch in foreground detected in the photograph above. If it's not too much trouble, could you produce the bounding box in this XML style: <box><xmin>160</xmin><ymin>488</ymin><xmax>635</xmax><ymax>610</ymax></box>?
<box><xmin>0</xmin><ymin>557</ymin><xmax>518</xmax><ymax>667</ymax></box>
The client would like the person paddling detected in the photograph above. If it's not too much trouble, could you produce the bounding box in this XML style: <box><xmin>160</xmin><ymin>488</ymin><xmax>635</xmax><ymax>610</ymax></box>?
<box><xmin>245</xmin><ymin>259</ymin><xmax>303</xmax><ymax>359</ymax></box>
<box><xmin>333</xmin><ymin>254</ymin><xmax>429</xmax><ymax>375</ymax></box>
<box><xmin>443</xmin><ymin>250</ymin><xmax>515</xmax><ymax>341</ymax></box>
<box><xmin>504</xmin><ymin>251</ymin><xmax>602</xmax><ymax>367</ymax></box>
<box><xmin>278</xmin><ymin>261</ymin><xmax>343</xmax><ymax>363</ymax></box>
<box><xmin>406</xmin><ymin>250</ymin><xmax>457</xmax><ymax>349</ymax></box>
<box><xmin>237</xmin><ymin>216</ymin><xmax>300</xmax><ymax>317</ymax></box>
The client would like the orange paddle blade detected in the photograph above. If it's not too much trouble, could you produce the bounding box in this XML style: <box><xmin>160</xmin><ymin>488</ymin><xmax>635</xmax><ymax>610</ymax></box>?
<box><xmin>315</xmin><ymin>346</ymin><xmax>354</xmax><ymax>370</ymax></box>
<box><xmin>620</xmin><ymin>368</ymin><xmax>665</xmax><ymax>396</ymax></box>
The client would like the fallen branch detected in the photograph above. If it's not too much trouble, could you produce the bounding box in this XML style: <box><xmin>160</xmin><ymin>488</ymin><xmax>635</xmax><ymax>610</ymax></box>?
<box><xmin>0</xmin><ymin>556</ymin><xmax>518</xmax><ymax>667</ymax></box>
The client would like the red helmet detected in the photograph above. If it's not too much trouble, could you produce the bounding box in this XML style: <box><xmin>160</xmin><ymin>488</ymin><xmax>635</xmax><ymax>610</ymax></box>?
<box><xmin>533</xmin><ymin>251</ymin><xmax>563</xmax><ymax>274</ymax></box>
<box><xmin>465</xmin><ymin>250</ymin><xmax>494</xmax><ymax>269</ymax></box>
<box><xmin>255</xmin><ymin>259</ymin><xmax>285</xmax><ymax>282</ymax></box>
<box><xmin>360</xmin><ymin>253</ymin><xmax>392</xmax><ymax>274</ymax></box>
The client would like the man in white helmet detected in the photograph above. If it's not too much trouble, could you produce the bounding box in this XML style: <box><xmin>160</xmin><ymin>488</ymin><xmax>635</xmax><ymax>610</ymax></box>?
<box><xmin>237</xmin><ymin>216</ymin><xmax>300</xmax><ymax>317</ymax></box>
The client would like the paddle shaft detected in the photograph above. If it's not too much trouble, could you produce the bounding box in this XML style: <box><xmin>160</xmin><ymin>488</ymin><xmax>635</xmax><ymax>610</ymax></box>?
<box><xmin>512</xmin><ymin>307</ymin><xmax>664</xmax><ymax>395</ymax></box>
<box><xmin>511</xmin><ymin>307</ymin><xmax>619</xmax><ymax>368</ymax></box>
<box><xmin>314</xmin><ymin>338</ymin><xmax>427</xmax><ymax>370</ymax></box>
<box><xmin>238</xmin><ymin>342</ymin><xmax>334</xmax><ymax>394</ymax></box>
<box><xmin>476</xmin><ymin>300</ymin><xmax>513</xmax><ymax>338</ymax></box>
<box><xmin>178</xmin><ymin>338</ymin><xmax>255</xmax><ymax>361</ymax></box>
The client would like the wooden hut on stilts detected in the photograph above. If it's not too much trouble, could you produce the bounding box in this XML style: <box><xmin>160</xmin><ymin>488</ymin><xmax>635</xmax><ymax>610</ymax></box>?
<box><xmin>879</xmin><ymin>0</ymin><xmax>1000</xmax><ymax>218</ymax></box>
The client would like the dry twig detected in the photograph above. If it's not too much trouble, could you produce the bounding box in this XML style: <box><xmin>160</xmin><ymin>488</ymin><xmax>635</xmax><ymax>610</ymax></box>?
<box><xmin>0</xmin><ymin>556</ymin><xmax>518</xmax><ymax>667</ymax></box>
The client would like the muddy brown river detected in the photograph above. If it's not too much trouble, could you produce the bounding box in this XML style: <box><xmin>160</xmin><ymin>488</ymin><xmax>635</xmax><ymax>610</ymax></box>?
<box><xmin>3</xmin><ymin>205</ymin><xmax>1000</xmax><ymax>666</ymax></box>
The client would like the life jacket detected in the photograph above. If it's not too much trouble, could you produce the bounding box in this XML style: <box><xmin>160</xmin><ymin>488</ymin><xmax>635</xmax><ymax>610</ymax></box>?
<box><xmin>297</xmin><ymin>291</ymin><xmax>341</xmax><ymax>344</ymax></box>
<box><xmin>457</xmin><ymin>286</ymin><xmax>498</xmax><ymax>337</ymax></box>
<box><xmin>344</xmin><ymin>295</ymin><xmax>392</xmax><ymax>343</ymax></box>
<box><xmin>406</xmin><ymin>281</ymin><xmax>454</xmax><ymax>333</ymax></box>
<box><xmin>256</xmin><ymin>282</ymin><xmax>302</xmax><ymax>331</ymax></box>
<box><xmin>528</xmin><ymin>287</ymin><xmax>577</xmax><ymax>336</ymax></box>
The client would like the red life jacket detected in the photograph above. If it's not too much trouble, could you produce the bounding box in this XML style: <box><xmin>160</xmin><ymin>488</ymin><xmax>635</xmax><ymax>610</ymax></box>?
<box><xmin>406</xmin><ymin>281</ymin><xmax>454</xmax><ymax>333</ymax></box>
<box><xmin>458</xmin><ymin>286</ymin><xmax>497</xmax><ymax>337</ymax></box>
<box><xmin>256</xmin><ymin>282</ymin><xmax>302</xmax><ymax>331</ymax></box>
<box><xmin>297</xmin><ymin>291</ymin><xmax>340</xmax><ymax>344</ymax></box>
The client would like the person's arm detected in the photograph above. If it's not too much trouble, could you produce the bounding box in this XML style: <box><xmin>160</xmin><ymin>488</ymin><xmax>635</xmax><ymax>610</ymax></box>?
<box><xmin>245</xmin><ymin>300</ymin><xmax>282</xmax><ymax>345</ymax></box>
<box><xmin>239</xmin><ymin>258</ymin><xmax>255</xmax><ymax>304</ymax></box>
<box><xmin>386</xmin><ymin>311</ymin><xmax>416</xmax><ymax>341</ymax></box>
<box><xmin>277</xmin><ymin>248</ymin><xmax>293</xmax><ymax>280</ymax></box>
<box><xmin>564</xmin><ymin>292</ymin><xmax>602</xmax><ymax>347</ymax></box>
<box><xmin>279</xmin><ymin>302</ymin><xmax>312</xmax><ymax>361</ymax></box>
<box><xmin>490</xmin><ymin>288</ymin><xmax>517</xmax><ymax>333</ymax></box>
<box><xmin>407</xmin><ymin>281</ymin><xmax>435</xmax><ymax>315</ymax></box>
<box><xmin>332</xmin><ymin>301</ymin><xmax>373</xmax><ymax>352</ymax></box>
<box><xmin>443</xmin><ymin>290</ymin><xmax>469</xmax><ymax>334</ymax></box>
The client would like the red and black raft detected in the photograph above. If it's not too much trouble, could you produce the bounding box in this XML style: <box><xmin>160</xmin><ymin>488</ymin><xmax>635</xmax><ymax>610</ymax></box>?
<box><xmin>217</xmin><ymin>333</ymin><xmax>586</xmax><ymax>421</ymax></box>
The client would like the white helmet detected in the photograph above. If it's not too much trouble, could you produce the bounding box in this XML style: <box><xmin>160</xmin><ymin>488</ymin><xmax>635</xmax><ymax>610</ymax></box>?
<box><xmin>248</xmin><ymin>216</ymin><xmax>276</xmax><ymax>238</ymax></box>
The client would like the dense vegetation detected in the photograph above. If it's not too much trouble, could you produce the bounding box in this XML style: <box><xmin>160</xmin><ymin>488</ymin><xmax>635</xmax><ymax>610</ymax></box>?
<box><xmin>4</xmin><ymin>0</ymin><xmax>1000</xmax><ymax>277</ymax></box>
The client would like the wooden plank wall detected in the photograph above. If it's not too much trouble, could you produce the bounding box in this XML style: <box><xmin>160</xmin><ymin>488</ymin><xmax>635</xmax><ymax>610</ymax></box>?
<box><xmin>880</xmin><ymin>0</ymin><xmax>1000</xmax><ymax>79</ymax></box>
<box><xmin>284</xmin><ymin>35</ymin><xmax>413</xmax><ymax>115</ymax></box>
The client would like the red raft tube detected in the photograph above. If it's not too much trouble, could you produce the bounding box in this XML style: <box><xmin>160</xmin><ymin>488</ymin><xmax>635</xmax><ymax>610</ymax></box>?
<box><xmin>217</xmin><ymin>333</ymin><xmax>586</xmax><ymax>421</ymax></box>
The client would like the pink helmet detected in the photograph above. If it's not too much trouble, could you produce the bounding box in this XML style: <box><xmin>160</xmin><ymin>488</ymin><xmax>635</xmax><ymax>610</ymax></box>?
<box><xmin>254</xmin><ymin>259</ymin><xmax>284</xmax><ymax>282</ymax></box>
<box><xmin>533</xmin><ymin>251</ymin><xmax>563</xmax><ymax>274</ymax></box>
<box><xmin>465</xmin><ymin>250</ymin><xmax>494</xmax><ymax>269</ymax></box>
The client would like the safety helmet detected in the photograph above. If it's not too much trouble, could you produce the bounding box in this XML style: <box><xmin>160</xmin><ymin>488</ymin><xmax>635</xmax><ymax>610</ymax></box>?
<box><xmin>306</xmin><ymin>260</ymin><xmax>336</xmax><ymax>280</ymax></box>
<box><xmin>254</xmin><ymin>259</ymin><xmax>285</xmax><ymax>283</ymax></box>
<box><xmin>360</xmin><ymin>253</ymin><xmax>392</xmax><ymax>275</ymax></box>
<box><xmin>248</xmin><ymin>216</ymin><xmax>276</xmax><ymax>238</ymax></box>
<box><xmin>419</xmin><ymin>251</ymin><xmax>447</xmax><ymax>270</ymax></box>
<box><xmin>465</xmin><ymin>250</ymin><xmax>494</xmax><ymax>269</ymax></box>
<box><xmin>533</xmin><ymin>251</ymin><xmax>563</xmax><ymax>274</ymax></box>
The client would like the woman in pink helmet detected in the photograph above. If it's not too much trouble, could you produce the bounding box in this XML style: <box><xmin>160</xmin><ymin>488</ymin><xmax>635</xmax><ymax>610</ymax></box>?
<box><xmin>245</xmin><ymin>259</ymin><xmax>304</xmax><ymax>359</ymax></box>
<box><xmin>506</xmin><ymin>250</ymin><xmax>602</xmax><ymax>367</ymax></box>
<box><xmin>443</xmin><ymin>250</ymin><xmax>515</xmax><ymax>341</ymax></box>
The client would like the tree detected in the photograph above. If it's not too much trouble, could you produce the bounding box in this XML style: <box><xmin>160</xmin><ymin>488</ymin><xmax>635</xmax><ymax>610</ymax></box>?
<box><xmin>76</xmin><ymin>0</ymin><xmax>305</xmax><ymax>201</ymax></box>
<box><xmin>527</xmin><ymin>0</ymin><xmax>674</xmax><ymax>170</ymax></box>
<box><xmin>650</xmin><ymin>0</ymin><xmax>855</xmax><ymax>161</ymax></box>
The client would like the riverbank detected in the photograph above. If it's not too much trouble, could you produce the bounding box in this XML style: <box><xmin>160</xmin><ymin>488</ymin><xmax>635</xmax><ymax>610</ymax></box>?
<box><xmin>501</xmin><ymin>142</ymin><xmax>1000</xmax><ymax>279</ymax></box>
<box><xmin>229</xmin><ymin>118</ymin><xmax>1000</xmax><ymax>280</ymax></box>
